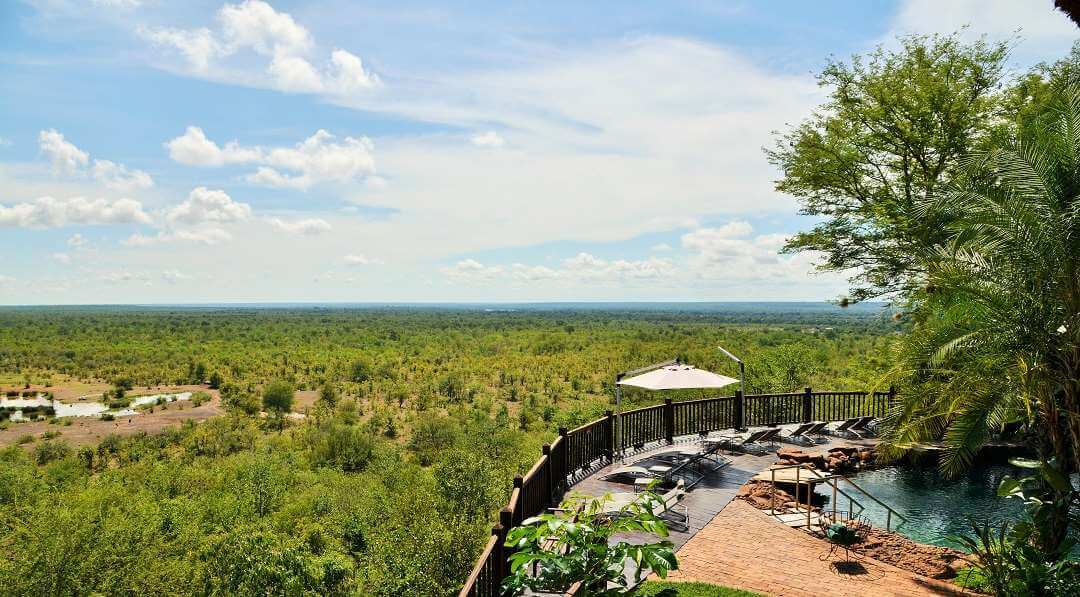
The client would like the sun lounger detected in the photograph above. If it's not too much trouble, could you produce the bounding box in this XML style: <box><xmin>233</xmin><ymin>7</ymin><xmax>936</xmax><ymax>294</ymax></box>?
<box><xmin>851</xmin><ymin>416</ymin><xmax>876</xmax><ymax>431</ymax></box>
<box><xmin>600</xmin><ymin>465</ymin><xmax>669</xmax><ymax>485</ymax></box>
<box><xmin>830</xmin><ymin>417</ymin><xmax>861</xmax><ymax>435</ymax></box>
<box><xmin>599</xmin><ymin>480</ymin><xmax>689</xmax><ymax>531</ymax></box>
<box><xmin>782</xmin><ymin>422</ymin><xmax>818</xmax><ymax>443</ymax></box>
<box><xmin>713</xmin><ymin>427</ymin><xmax>781</xmax><ymax>453</ymax></box>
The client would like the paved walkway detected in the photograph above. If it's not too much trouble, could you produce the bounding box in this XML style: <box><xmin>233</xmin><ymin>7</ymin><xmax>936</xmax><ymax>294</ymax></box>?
<box><xmin>665</xmin><ymin>500</ymin><xmax>968</xmax><ymax>597</ymax></box>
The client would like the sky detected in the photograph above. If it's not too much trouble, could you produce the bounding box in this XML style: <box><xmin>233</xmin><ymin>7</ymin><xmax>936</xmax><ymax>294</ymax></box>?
<box><xmin>0</xmin><ymin>1</ymin><xmax>1076</xmax><ymax>305</ymax></box>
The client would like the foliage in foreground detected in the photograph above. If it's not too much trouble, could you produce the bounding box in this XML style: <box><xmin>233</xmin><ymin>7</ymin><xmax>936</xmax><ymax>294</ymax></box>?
<box><xmin>502</xmin><ymin>490</ymin><xmax>678</xmax><ymax>596</ymax></box>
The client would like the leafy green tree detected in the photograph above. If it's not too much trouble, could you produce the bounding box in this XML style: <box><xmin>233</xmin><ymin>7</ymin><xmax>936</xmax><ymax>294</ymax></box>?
<box><xmin>262</xmin><ymin>380</ymin><xmax>295</xmax><ymax>417</ymax></box>
<box><xmin>349</xmin><ymin>358</ymin><xmax>372</xmax><ymax>383</ymax></box>
<box><xmin>502</xmin><ymin>489</ymin><xmax>678</xmax><ymax>596</ymax></box>
<box><xmin>434</xmin><ymin>449</ymin><xmax>498</xmax><ymax>523</ymax></box>
<box><xmin>208</xmin><ymin>371</ymin><xmax>223</xmax><ymax>389</ymax></box>
<box><xmin>884</xmin><ymin>85</ymin><xmax>1080</xmax><ymax>551</ymax></box>
<box><xmin>767</xmin><ymin>32</ymin><xmax>1010</xmax><ymax>301</ymax></box>
<box><xmin>407</xmin><ymin>414</ymin><xmax>459</xmax><ymax>466</ymax></box>
<box><xmin>317</xmin><ymin>382</ymin><xmax>338</xmax><ymax>408</ymax></box>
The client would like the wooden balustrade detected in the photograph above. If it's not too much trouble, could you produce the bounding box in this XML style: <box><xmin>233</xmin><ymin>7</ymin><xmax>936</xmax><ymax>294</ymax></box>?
<box><xmin>457</xmin><ymin>388</ymin><xmax>893</xmax><ymax>597</ymax></box>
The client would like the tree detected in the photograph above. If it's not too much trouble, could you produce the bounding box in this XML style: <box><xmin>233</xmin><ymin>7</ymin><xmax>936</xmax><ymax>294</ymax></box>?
<box><xmin>262</xmin><ymin>381</ymin><xmax>295</xmax><ymax>417</ymax></box>
<box><xmin>502</xmin><ymin>489</ymin><xmax>678</xmax><ymax>596</ymax></box>
<box><xmin>349</xmin><ymin>359</ymin><xmax>372</xmax><ymax>383</ymax></box>
<box><xmin>767</xmin><ymin>32</ymin><xmax>1010</xmax><ymax>302</ymax></box>
<box><xmin>317</xmin><ymin>382</ymin><xmax>338</xmax><ymax>408</ymax></box>
<box><xmin>208</xmin><ymin>371</ymin><xmax>223</xmax><ymax>389</ymax></box>
<box><xmin>884</xmin><ymin>84</ymin><xmax>1080</xmax><ymax>552</ymax></box>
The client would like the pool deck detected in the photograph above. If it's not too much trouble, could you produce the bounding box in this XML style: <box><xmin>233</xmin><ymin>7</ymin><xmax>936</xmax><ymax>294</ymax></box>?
<box><xmin>569</xmin><ymin>429</ymin><xmax>969</xmax><ymax>596</ymax></box>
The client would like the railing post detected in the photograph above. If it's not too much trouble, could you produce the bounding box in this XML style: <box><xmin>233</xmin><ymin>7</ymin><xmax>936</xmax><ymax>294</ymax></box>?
<box><xmin>541</xmin><ymin>444</ymin><xmax>552</xmax><ymax>505</ymax></box>
<box><xmin>557</xmin><ymin>427</ymin><xmax>568</xmax><ymax>487</ymax></box>
<box><xmin>663</xmin><ymin>398</ymin><xmax>675</xmax><ymax>444</ymax></box>
<box><xmin>887</xmin><ymin>385</ymin><xmax>897</xmax><ymax>416</ymax></box>
<box><xmin>498</xmin><ymin>509</ymin><xmax>513</xmax><ymax>581</ymax></box>
<box><xmin>734</xmin><ymin>390</ymin><xmax>745</xmax><ymax>431</ymax></box>
<box><xmin>802</xmin><ymin>386</ymin><xmax>813</xmax><ymax>423</ymax></box>
<box><xmin>604</xmin><ymin>410</ymin><xmax>615</xmax><ymax>460</ymax></box>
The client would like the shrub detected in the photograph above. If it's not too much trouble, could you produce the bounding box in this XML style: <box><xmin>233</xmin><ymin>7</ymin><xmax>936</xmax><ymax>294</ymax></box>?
<box><xmin>15</xmin><ymin>434</ymin><xmax>34</xmax><ymax>445</ymax></box>
<box><xmin>407</xmin><ymin>414</ymin><xmax>459</xmax><ymax>466</ymax></box>
<box><xmin>262</xmin><ymin>380</ymin><xmax>295</xmax><ymax>415</ymax></box>
<box><xmin>311</xmin><ymin>424</ymin><xmax>376</xmax><ymax>472</ymax></box>
<box><xmin>100</xmin><ymin>413</ymin><xmax>115</xmax><ymax>421</ymax></box>
<box><xmin>33</xmin><ymin>439</ymin><xmax>72</xmax><ymax>465</ymax></box>
<box><xmin>190</xmin><ymin>391</ymin><xmax>211</xmax><ymax>407</ymax></box>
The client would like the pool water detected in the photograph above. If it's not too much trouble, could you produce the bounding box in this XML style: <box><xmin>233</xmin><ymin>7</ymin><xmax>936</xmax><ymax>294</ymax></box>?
<box><xmin>815</xmin><ymin>462</ymin><xmax>1077</xmax><ymax>556</ymax></box>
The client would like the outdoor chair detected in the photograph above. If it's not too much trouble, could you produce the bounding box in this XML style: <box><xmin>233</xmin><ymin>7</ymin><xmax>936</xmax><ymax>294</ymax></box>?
<box><xmin>803</xmin><ymin>421</ymin><xmax>829</xmax><ymax>441</ymax></box>
<box><xmin>829</xmin><ymin>417</ymin><xmax>862</xmax><ymax>435</ymax></box>
<box><xmin>815</xmin><ymin>511</ymin><xmax>871</xmax><ymax>563</ymax></box>
<box><xmin>850</xmin><ymin>416</ymin><xmax>877</xmax><ymax>436</ymax></box>
<box><xmin>599</xmin><ymin>479</ymin><xmax>689</xmax><ymax>532</ymax></box>
<box><xmin>713</xmin><ymin>427</ymin><xmax>780</xmax><ymax>454</ymax></box>
<box><xmin>600</xmin><ymin>465</ymin><xmax>665</xmax><ymax>485</ymax></box>
<box><xmin>781</xmin><ymin>422</ymin><xmax>818</xmax><ymax>444</ymax></box>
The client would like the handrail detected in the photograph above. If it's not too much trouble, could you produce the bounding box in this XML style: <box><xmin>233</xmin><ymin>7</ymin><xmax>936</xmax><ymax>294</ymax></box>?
<box><xmin>458</xmin><ymin>388</ymin><xmax>895</xmax><ymax>596</ymax></box>
<box><xmin>834</xmin><ymin>474</ymin><xmax>908</xmax><ymax>531</ymax></box>
<box><xmin>457</xmin><ymin>535</ymin><xmax>500</xmax><ymax>597</ymax></box>
<box><xmin>767</xmin><ymin>463</ymin><xmax>866</xmax><ymax>528</ymax></box>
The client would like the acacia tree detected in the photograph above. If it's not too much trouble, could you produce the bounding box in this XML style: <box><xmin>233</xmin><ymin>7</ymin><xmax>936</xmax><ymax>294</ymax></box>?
<box><xmin>884</xmin><ymin>85</ymin><xmax>1080</xmax><ymax>551</ymax></box>
<box><xmin>767</xmin><ymin>33</ymin><xmax>1010</xmax><ymax>302</ymax></box>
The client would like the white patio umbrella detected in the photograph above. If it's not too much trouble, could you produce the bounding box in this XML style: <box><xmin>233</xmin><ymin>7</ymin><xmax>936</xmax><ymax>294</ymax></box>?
<box><xmin>613</xmin><ymin>358</ymin><xmax>740</xmax><ymax>461</ymax></box>
<box><xmin>617</xmin><ymin>363</ymin><xmax>738</xmax><ymax>390</ymax></box>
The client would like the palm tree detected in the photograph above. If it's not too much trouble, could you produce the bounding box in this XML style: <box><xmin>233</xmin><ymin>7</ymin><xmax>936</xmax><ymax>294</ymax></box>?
<box><xmin>882</xmin><ymin>85</ymin><xmax>1080</xmax><ymax>550</ymax></box>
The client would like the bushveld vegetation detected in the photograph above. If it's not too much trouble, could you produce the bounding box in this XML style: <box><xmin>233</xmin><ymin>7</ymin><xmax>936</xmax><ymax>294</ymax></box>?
<box><xmin>0</xmin><ymin>306</ymin><xmax>895</xmax><ymax>595</ymax></box>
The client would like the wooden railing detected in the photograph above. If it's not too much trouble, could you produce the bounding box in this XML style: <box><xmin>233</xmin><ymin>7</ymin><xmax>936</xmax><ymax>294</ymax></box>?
<box><xmin>457</xmin><ymin>387</ymin><xmax>894</xmax><ymax>597</ymax></box>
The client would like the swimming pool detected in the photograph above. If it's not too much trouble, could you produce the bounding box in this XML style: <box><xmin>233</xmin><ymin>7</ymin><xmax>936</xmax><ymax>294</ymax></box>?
<box><xmin>816</xmin><ymin>462</ymin><xmax>1078</xmax><ymax>557</ymax></box>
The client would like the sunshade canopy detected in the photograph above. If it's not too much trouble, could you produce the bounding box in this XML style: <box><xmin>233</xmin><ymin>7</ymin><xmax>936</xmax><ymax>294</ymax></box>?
<box><xmin>617</xmin><ymin>363</ymin><xmax>738</xmax><ymax>391</ymax></box>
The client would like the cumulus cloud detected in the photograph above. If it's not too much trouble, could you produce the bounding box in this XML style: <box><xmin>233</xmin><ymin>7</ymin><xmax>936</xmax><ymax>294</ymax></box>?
<box><xmin>165</xmin><ymin>126</ymin><xmax>262</xmax><ymax>166</ymax></box>
<box><xmin>442</xmin><ymin>253</ymin><xmax>674</xmax><ymax>284</ymax></box>
<box><xmin>166</xmin><ymin>127</ymin><xmax>376</xmax><ymax>190</ymax></box>
<box><xmin>139</xmin><ymin>0</ymin><xmax>378</xmax><ymax>94</ymax></box>
<box><xmin>0</xmin><ymin>274</ymin><xmax>14</xmax><ymax>285</ymax></box>
<box><xmin>471</xmin><ymin>131</ymin><xmax>505</xmax><ymax>148</ymax></box>
<box><xmin>166</xmin><ymin>187</ymin><xmax>252</xmax><ymax>225</ymax></box>
<box><xmin>38</xmin><ymin>129</ymin><xmax>153</xmax><ymax>190</ymax></box>
<box><xmin>51</xmin><ymin>252</ymin><xmax>72</xmax><ymax>264</ymax></box>
<box><xmin>269</xmin><ymin>217</ymin><xmax>331</xmax><ymax>234</ymax></box>
<box><xmin>0</xmin><ymin>196</ymin><xmax>151</xmax><ymax>229</ymax></box>
<box><xmin>123</xmin><ymin>228</ymin><xmax>233</xmax><ymax>246</ymax></box>
<box><xmin>39</xmin><ymin>129</ymin><xmax>88</xmax><ymax>174</ymax></box>
<box><xmin>343</xmin><ymin>253</ymin><xmax>382</xmax><ymax>266</ymax></box>
<box><xmin>440</xmin><ymin>259</ymin><xmax>504</xmax><ymax>281</ymax></box>
<box><xmin>67</xmin><ymin>233</ymin><xmax>87</xmax><ymax>247</ymax></box>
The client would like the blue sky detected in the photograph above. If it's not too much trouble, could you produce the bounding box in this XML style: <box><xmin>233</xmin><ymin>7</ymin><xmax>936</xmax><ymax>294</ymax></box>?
<box><xmin>0</xmin><ymin>0</ymin><xmax>1076</xmax><ymax>304</ymax></box>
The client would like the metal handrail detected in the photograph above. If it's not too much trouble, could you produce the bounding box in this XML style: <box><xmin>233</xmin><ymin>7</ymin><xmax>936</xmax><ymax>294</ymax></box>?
<box><xmin>768</xmin><ymin>463</ymin><xmax>866</xmax><ymax>528</ymax></box>
<box><xmin>834</xmin><ymin>474</ymin><xmax>909</xmax><ymax>531</ymax></box>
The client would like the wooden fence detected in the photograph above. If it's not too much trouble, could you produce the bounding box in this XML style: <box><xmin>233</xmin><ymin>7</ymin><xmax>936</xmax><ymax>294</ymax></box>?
<box><xmin>457</xmin><ymin>387</ymin><xmax>893</xmax><ymax>597</ymax></box>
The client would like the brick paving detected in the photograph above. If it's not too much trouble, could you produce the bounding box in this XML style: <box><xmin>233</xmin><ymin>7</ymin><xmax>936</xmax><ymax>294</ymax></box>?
<box><xmin>665</xmin><ymin>500</ymin><xmax>968</xmax><ymax>596</ymax></box>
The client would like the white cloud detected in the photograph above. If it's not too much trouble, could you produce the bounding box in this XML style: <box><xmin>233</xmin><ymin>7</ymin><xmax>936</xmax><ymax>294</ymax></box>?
<box><xmin>92</xmin><ymin>0</ymin><xmax>143</xmax><ymax>9</ymax></box>
<box><xmin>38</xmin><ymin>129</ymin><xmax>153</xmax><ymax>190</ymax></box>
<box><xmin>123</xmin><ymin>228</ymin><xmax>233</xmax><ymax>246</ymax></box>
<box><xmin>440</xmin><ymin>258</ymin><xmax>504</xmax><ymax>280</ymax></box>
<box><xmin>39</xmin><ymin>129</ymin><xmax>88</xmax><ymax>175</ymax></box>
<box><xmin>166</xmin><ymin>187</ymin><xmax>252</xmax><ymax>225</ymax></box>
<box><xmin>343</xmin><ymin>253</ymin><xmax>382</xmax><ymax>266</ymax></box>
<box><xmin>100</xmin><ymin>270</ymin><xmax>152</xmax><ymax>285</ymax></box>
<box><xmin>0</xmin><ymin>196</ymin><xmax>151</xmax><ymax>229</ymax></box>
<box><xmin>161</xmin><ymin>269</ymin><xmax>192</xmax><ymax>283</ymax></box>
<box><xmin>90</xmin><ymin>159</ymin><xmax>153</xmax><ymax>191</ymax></box>
<box><xmin>165</xmin><ymin>126</ymin><xmax>262</xmax><ymax>166</ymax></box>
<box><xmin>139</xmin><ymin>1</ymin><xmax>378</xmax><ymax>94</ymax></box>
<box><xmin>0</xmin><ymin>275</ymin><xmax>13</xmax><ymax>285</ymax></box>
<box><xmin>471</xmin><ymin>131</ymin><xmax>505</xmax><ymax>148</ymax></box>
<box><xmin>67</xmin><ymin>233</ymin><xmax>87</xmax><ymax>247</ymax></box>
<box><xmin>51</xmin><ymin>252</ymin><xmax>72</xmax><ymax>264</ymax></box>
<box><xmin>890</xmin><ymin>0</ymin><xmax>1077</xmax><ymax>63</ymax></box>
<box><xmin>0</xmin><ymin>137</ymin><xmax>13</xmax><ymax>147</ymax></box>
<box><xmin>166</xmin><ymin>127</ymin><xmax>376</xmax><ymax>190</ymax></box>
<box><xmin>269</xmin><ymin>217</ymin><xmax>331</xmax><ymax>234</ymax></box>
<box><xmin>651</xmin><ymin>243</ymin><xmax>672</xmax><ymax>252</ymax></box>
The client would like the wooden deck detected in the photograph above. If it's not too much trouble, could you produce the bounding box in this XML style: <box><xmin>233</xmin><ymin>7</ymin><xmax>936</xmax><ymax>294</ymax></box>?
<box><xmin>569</xmin><ymin>432</ymin><xmax>876</xmax><ymax>552</ymax></box>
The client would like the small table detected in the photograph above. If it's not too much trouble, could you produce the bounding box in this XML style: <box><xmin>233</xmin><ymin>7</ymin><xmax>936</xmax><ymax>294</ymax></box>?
<box><xmin>634</xmin><ymin>477</ymin><xmax>654</xmax><ymax>492</ymax></box>
<box><xmin>648</xmin><ymin>465</ymin><xmax>673</xmax><ymax>475</ymax></box>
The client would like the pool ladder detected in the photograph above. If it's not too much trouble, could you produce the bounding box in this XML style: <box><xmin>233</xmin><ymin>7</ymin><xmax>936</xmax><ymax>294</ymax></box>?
<box><xmin>767</xmin><ymin>463</ymin><xmax>908</xmax><ymax>532</ymax></box>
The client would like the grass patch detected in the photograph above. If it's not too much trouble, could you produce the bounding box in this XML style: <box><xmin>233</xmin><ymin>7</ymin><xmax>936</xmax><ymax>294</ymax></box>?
<box><xmin>633</xmin><ymin>580</ymin><xmax>761</xmax><ymax>597</ymax></box>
